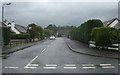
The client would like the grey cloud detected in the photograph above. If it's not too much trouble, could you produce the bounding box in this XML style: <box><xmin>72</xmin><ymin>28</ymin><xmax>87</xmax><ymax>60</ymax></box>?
<box><xmin>0</xmin><ymin>2</ymin><xmax>118</xmax><ymax>27</ymax></box>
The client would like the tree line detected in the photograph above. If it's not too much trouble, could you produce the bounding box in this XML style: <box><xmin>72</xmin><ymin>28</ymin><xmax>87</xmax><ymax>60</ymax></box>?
<box><xmin>2</xmin><ymin>23</ymin><xmax>75</xmax><ymax>45</ymax></box>
<box><xmin>2</xmin><ymin>23</ymin><xmax>54</xmax><ymax>45</ymax></box>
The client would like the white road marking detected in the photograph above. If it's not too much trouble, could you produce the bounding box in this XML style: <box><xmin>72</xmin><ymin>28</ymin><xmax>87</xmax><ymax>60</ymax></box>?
<box><xmin>46</xmin><ymin>64</ymin><xmax>57</xmax><ymax>66</ymax></box>
<box><xmin>102</xmin><ymin>66</ymin><xmax>115</xmax><ymax>69</ymax></box>
<box><xmin>64</xmin><ymin>64</ymin><xmax>76</xmax><ymax>66</ymax></box>
<box><xmin>29</xmin><ymin>64</ymin><xmax>39</xmax><ymax>67</ymax></box>
<box><xmin>119</xmin><ymin>64</ymin><xmax>120</xmax><ymax>66</ymax></box>
<box><xmin>43</xmin><ymin>67</ymin><xmax>56</xmax><ymax>69</ymax></box>
<box><xmin>24</xmin><ymin>56</ymin><xmax>38</xmax><ymax>69</ymax></box>
<box><xmin>82</xmin><ymin>64</ymin><xmax>94</xmax><ymax>66</ymax></box>
<box><xmin>41</xmin><ymin>48</ymin><xmax>46</xmax><ymax>53</ymax></box>
<box><xmin>64</xmin><ymin>67</ymin><xmax>77</xmax><ymax>69</ymax></box>
<box><xmin>100</xmin><ymin>64</ymin><xmax>111</xmax><ymax>66</ymax></box>
<box><xmin>5</xmin><ymin>66</ymin><xmax>19</xmax><ymax>69</ymax></box>
<box><xmin>100</xmin><ymin>64</ymin><xmax>115</xmax><ymax>69</ymax></box>
<box><xmin>24</xmin><ymin>66</ymin><xmax>37</xmax><ymax>69</ymax></box>
<box><xmin>82</xmin><ymin>64</ymin><xmax>96</xmax><ymax>69</ymax></box>
<box><xmin>82</xmin><ymin>67</ymin><xmax>96</xmax><ymax>69</ymax></box>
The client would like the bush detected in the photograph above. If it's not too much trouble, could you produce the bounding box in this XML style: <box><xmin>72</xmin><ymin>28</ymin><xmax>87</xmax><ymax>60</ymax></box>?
<box><xmin>92</xmin><ymin>27</ymin><xmax>112</xmax><ymax>47</ymax></box>
<box><xmin>2</xmin><ymin>27</ymin><xmax>11</xmax><ymax>45</ymax></box>
<box><xmin>57</xmin><ymin>34</ymin><xmax>62</xmax><ymax>37</ymax></box>
<box><xmin>11</xmin><ymin>33</ymin><xmax>30</xmax><ymax>39</ymax></box>
<box><xmin>92</xmin><ymin>27</ymin><xmax>120</xmax><ymax>47</ymax></box>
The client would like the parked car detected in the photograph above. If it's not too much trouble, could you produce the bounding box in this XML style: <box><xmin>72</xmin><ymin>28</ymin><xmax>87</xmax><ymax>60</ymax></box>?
<box><xmin>50</xmin><ymin>36</ymin><xmax>55</xmax><ymax>40</ymax></box>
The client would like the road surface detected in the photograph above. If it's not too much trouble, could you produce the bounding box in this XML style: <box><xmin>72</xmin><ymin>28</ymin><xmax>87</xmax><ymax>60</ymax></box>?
<box><xmin>2</xmin><ymin>38</ymin><xmax>119</xmax><ymax>73</ymax></box>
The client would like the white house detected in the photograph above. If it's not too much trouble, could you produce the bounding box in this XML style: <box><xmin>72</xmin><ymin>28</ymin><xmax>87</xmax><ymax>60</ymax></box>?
<box><xmin>103</xmin><ymin>18</ymin><xmax>120</xmax><ymax>29</ymax></box>
<box><xmin>3</xmin><ymin>20</ymin><xmax>27</xmax><ymax>34</ymax></box>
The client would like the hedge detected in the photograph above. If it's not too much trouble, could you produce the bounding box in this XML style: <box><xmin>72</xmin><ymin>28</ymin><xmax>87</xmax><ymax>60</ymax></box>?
<box><xmin>92</xmin><ymin>27</ymin><xmax>120</xmax><ymax>47</ymax></box>
<box><xmin>11</xmin><ymin>33</ymin><xmax>30</xmax><ymax>39</ymax></box>
<box><xmin>70</xmin><ymin>19</ymin><xmax>103</xmax><ymax>44</ymax></box>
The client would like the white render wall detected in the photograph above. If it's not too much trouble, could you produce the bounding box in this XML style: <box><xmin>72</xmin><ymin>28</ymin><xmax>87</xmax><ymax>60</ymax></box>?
<box><xmin>8</xmin><ymin>22</ymin><xmax>20</xmax><ymax>34</ymax></box>
<box><xmin>13</xmin><ymin>28</ymin><xmax>20</xmax><ymax>34</ymax></box>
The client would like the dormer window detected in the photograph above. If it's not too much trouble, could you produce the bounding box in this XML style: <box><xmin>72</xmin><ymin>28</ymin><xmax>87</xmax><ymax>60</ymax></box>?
<box><xmin>8</xmin><ymin>22</ymin><xmax>11</xmax><ymax>25</ymax></box>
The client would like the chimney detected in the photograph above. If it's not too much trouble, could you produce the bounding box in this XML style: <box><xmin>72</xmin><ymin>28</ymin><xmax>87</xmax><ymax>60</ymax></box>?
<box><xmin>11</xmin><ymin>21</ymin><xmax>15</xmax><ymax>31</ymax></box>
<box><xmin>4</xmin><ymin>19</ymin><xmax>9</xmax><ymax>25</ymax></box>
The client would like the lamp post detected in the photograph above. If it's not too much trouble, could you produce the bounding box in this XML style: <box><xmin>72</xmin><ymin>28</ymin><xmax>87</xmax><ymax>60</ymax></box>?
<box><xmin>2</xmin><ymin>3</ymin><xmax>11</xmax><ymax>26</ymax></box>
<box><xmin>1</xmin><ymin>3</ymin><xmax>11</xmax><ymax>47</ymax></box>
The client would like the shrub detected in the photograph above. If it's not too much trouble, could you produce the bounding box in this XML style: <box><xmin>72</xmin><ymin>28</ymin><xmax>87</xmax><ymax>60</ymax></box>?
<box><xmin>92</xmin><ymin>27</ymin><xmax>112</xmax><ymax>47</ymax></box>
<box><xmin>57</xmin><ymin>34</ymin><xmax>62</xmax><ymax>37</ymax></box>
<box><xmin>92</xmin><ymin>27</ymin><xmax>120</xmax><ymax>47</ymax></box>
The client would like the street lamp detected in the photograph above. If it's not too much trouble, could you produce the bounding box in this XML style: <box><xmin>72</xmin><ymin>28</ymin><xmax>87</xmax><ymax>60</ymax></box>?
<box><xmin>2</xmin><ymin>3</ymin><xmax>11</xmax><ymax>26</ymax></box>
<box><xmin>1</xmin><ymin>3</ymin><xmax>11</xmax><ymax>47</ymax></box>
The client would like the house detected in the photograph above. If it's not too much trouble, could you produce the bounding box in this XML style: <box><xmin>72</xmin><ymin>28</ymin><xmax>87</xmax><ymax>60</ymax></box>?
<box><xmin>0</xmin><ymin>22</ymin><xmax>7</xmax><ymax>27</ymax></box>
<box><xmin>3</xmin><ymin>20</ymin><xmax>27</xmax><ymax>34</ymax></box>
<box><xmin>103</xmin><ymin>18</ymin><xmax>120</xmax><ymax>29</ymax></box>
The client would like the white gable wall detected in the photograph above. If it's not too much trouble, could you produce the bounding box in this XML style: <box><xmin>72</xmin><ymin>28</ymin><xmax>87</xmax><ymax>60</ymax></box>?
<box><xmin>109</xmin><ymin>19</ymin><xmax>118</xmax><ymax>27</ymax></box>
<box><xmin>8</xmin><ymin>22</ymin><xmax>21</xmax><ymax>34</ymax></box>
<box><xmin>13</xmin><ymin>28</ymin><xmax>20</xmax><ymax>34</ymax></box>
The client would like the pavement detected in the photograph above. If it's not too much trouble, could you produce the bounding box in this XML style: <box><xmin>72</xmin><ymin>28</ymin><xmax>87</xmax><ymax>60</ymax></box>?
<box><xmin>65</xmin><ymin>38</ymin><xmax>120</xmax><ymax>59</ymax></box>
<box><xmin>2</xmin><ymin>39</ymin><xmax>48</xmax><ymax>55</ymax></box>
<box><xmin>1</xmin><ymin>37</ymin><xmax>120</xmax><ymax>74</ymax></box>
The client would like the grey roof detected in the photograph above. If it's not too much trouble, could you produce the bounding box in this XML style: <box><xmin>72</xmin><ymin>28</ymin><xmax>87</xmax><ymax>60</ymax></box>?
<box><xmin>103</xmin><ymin>18</ymin><xmax>120</xmax><ymax>29</ymax></box>
<box><xmin>103</xmin><ymin>18</ymin><xmax>119</xmax><ymax>27</ymax></box>
<box><xmin>0</xmin><ymin>22</ymin><xmax>7</xmax><ymax>27</ymax></box>
<box><xmin>115</xmin><ymin>21</ymin><xmax>120</xmax><ymax>29</ymax></box>
<box><xmin>15</xmin><ymin>24</ymin><xmax>27</xmax><ymax>33</ymax></box>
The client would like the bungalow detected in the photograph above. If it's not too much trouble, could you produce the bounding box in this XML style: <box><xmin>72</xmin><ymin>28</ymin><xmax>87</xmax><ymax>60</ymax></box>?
<box><xmin>3</xmin><ymin>20</ymin><xmax>27</xmax><ymax>34</ymax></box>
<box><xmin>103</xmin><ymin>18</ymin><xmax>120</xmax><ymax>29</ymax></box>
<box><xmin>0</xmin><ymin>22</ymin><xmax>7</xmax><ymax>27</ymax></box>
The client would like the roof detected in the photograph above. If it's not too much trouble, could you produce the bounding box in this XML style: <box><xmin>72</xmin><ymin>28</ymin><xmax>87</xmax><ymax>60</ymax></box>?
<box><xmin>0</xmin><ymin>22</ymin><xmax>7</xmax><ymax>27</ymax></box>
<box><xmin>15</xmin><ymin>24</ymin><xmax>27</xmax><ymax>33</ymax></box>
<box><xmin>114</xmin><ymin>21</ymin><xmax>120</xmax><ymax>29</ymax></box>
<box><xmin>103</xmin><ymin>18</ymin><xmax>119</xmax><ymax>26</ymax></box>
<box><xmin>103</xmin><ymin>18</ymin><xmax>120</xmax><ymax>29</ymax></box>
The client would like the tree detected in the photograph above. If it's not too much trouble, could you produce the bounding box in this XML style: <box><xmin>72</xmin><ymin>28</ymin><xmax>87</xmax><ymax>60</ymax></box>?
<box><xmin>2</xmin><ymin>27</ymin><xmax>11</xmax><ymax>45</ymax></box>
<box><xmin>43</xmin><ymin>29</ymin><xmax>53</xmax><ymax>37</ymax></box>
<box><xmin>27</xmin><ymin>23</ymin><xmax>43</xmax><ymax>41</ymax></box>
<box><xmin>46</xmin><ymin>24</ymin><xmax>57</xmax><ymax>34</ymax></box>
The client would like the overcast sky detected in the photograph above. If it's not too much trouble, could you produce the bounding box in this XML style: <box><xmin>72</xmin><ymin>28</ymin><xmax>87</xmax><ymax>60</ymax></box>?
<box><xmin>0</xmin><ymin>0</ymin><xmax>119</xmax><ymax>27</ymax></box>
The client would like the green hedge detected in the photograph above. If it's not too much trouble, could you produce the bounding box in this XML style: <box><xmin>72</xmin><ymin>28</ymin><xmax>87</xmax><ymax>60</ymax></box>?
<box><xmin>92</xmin><ymin>27</ymin><xmax>120</xmax><ymax>47</ymax></box>
<box><xmin>11</xmin><ymin>33</ymin><xmax>30</xmax><ymax>39</ymax></box>
<box><xmin>70</xmin><ymin>19</ymin><xmax>103</xmax><ymax>44</ymax></box>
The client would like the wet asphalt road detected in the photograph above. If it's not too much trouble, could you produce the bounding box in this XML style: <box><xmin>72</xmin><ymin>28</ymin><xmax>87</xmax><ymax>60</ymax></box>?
<box><xmin>2</xmin><ymin>37</ymin><xmax>119</xmax><ymax>73</ymax></box>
